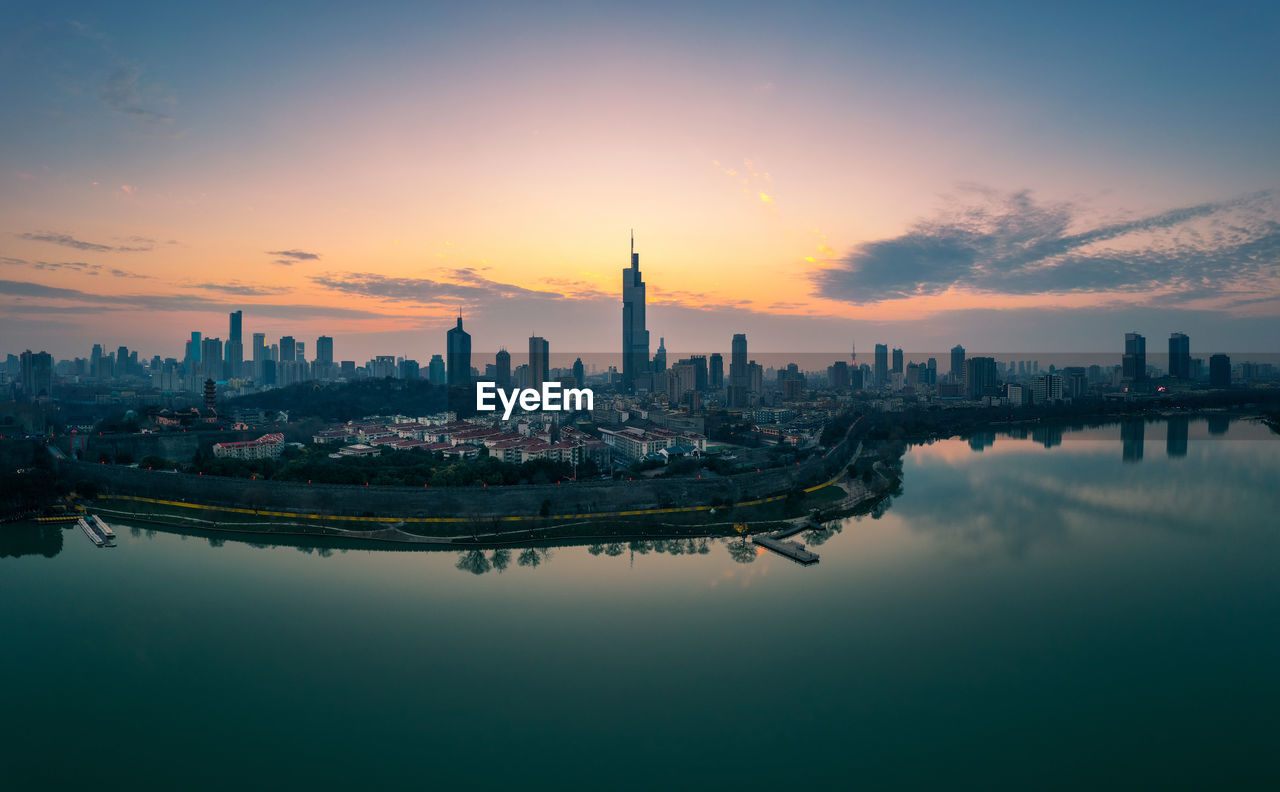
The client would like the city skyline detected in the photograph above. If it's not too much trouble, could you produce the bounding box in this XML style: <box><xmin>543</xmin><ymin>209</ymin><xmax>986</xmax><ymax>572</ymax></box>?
<box><xmin>3</xmin><ymin>2</ymin><xmax>1280</xmax><ymax>360</ymax></box>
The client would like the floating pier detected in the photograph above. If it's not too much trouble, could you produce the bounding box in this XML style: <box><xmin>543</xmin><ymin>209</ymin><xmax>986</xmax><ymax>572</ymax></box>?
<box><xmin>751</xmin><ymin>533</ymin><xmax>819</xmax><ymax>565</ymax></box>
<box><xmin>78</xmin><ymin>517</ymin><xmax>105</xmax><ymax>547</ymax></box>
<box><xmin>88</xmin><ymin>515</ymin><xmax>116</xmax><ymax>541</ymax></box>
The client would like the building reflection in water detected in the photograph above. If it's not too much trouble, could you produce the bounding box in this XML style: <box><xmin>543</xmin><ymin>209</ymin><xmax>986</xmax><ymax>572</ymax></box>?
<box><xmin>1032</xmin><ymin>425</ymin><xmax>1064</xmax><ymax>449</ymax></box>
<box><xmin>968</xmin><ymin>432</ymin><xmax>996</xmax><ymax>452</ymax></box>
<box><xmin>1207</xmin><ymin>415</ymin><xmax>1231</xmax><ymax>436</ymax></box>
<box><xmin>1166</xmin><ymin>415</ymin><xmax>1189</xmax><ymax>458</ymax></box>
<box><xmin>1121</xmin><ymin>419</ymin><xmax>1145</xmax><ymax>463</ymax></box>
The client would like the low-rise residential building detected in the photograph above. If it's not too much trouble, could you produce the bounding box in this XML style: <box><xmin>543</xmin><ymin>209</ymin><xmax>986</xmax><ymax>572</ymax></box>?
<box><xmin>212</xmin><ymin>432</ymin><xmax>285</xmax><ymax>460</ymax></box>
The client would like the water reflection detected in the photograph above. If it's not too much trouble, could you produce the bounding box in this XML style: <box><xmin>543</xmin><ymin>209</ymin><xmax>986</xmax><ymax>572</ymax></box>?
<box><xmin>1166</xmin><ymin>415</ymin><xmax>1189</xmax><ymax>458</ymax></box>
<box><xmin>0</xmin><ymin>522</ymin><xmax>65</xmax><ymax>559</ymax></box>
<box><xmin>895</xmin><ymin>416</ymin><xmax>1279</xmax><ymax>560</ymax></box>
<box><xmin>968</xmin><ymin>432</ymin><xmax>996</xmax><ymax>451</ymax></box>
<box><xmin>1121</xmin><ymin>419</ymin><xmax>1145</xmax><ymax>462</ymax></box>
<box><xmin>1208</xmin><ymin>414</ymin><xmax>1230</xmax><ymax>435</ymax></box>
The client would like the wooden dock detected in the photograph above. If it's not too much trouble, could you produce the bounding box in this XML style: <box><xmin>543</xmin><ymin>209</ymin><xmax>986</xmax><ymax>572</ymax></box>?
<box><xmin>751</xmin><ymin>534</ymin><xmax>819</xmax><ymax>565</ymax></box>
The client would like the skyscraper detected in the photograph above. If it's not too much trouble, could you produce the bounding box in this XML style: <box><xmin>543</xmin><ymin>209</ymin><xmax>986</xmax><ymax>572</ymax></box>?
<box><xmin>729</xmin><ymin>333</ymin><xmax>749</xmax><ymax>407</ymax></box>
<box><xmin>964</xmin><ymin>356</ymin><xmax>998</xmax><ymax>400</ymax></box>
<box><xmin>529</xmin><ymin>336</ymin><xmax>549</xmax><ymax>390</ymax></box>
<box><xmin>315</xmin><ymin>336</ymin><xmax>334</xmax><ymax>381</ymax></box>
<box><xmin>709</xmin><ymin>353</ymin><xmax>723</xmax><ymax>390</ymax></box>
<box><xmin>201</xmin><ymin>337</ymin><xmax>224</xmax><ymax>380</ymax></box>
<box><xmin>1169</xmin><ymin>332</ymin><xmax>1190</xmax><ymax>379</ymax></box>
<box><xmin>186</xmin><ymin>331</ymin><xmax>202</xmax><ymax>373</ymax></box>
<box><xmin>19</xmin><ymin>350</ymin><xmax>53</xmax><ymax>401</ymax></box>
<box><xmin>652</xmin><ymin>337</ymin><xmax>667</xmax><ymax>375</ymax></box>
<box><xmin>621</xmin><ymin>232</ymin><xmax>650</xmax><ymax>392</ymax></box>
<box><xmin>280</xmin><ymin>335</ymin><xmax>296</xmax><ymax>363</ymax></box>
<box><xmin>730</xmin><ymin>334</ymin><xmax>747</xmax><ymax>385</ymax></box>
<box><xmin>494</xmin><ymin>349</ymin><xmax>511</xmax><ymax>388</ymax></box>
<box><xmin>1123</xmin><ymin>332</ymin><xmax>1146</xmax><ymax>381</ymax></box>
<box><xmin>427</xmin><ymin>354</ymin><xmax>446</xmax><ymax>385</ymax></box>
<box><xmin>447</xmin><ymin>315</ymin><xmax>471</xmax><ymax>387</ymax></box>
<box><xmin>891</xmin><ymin>348</ymin><xmax>904</xmax><ymax>374</ymax></box>
<box><xmin>572</xmin><ymin>357</ymin><xmax>584</xmax><ymax>388</ymax></box>
<box><xmin>225</xmin><ymin>311</ymin><xmax>243</xmax><ymax>379</ymax></box>
<box><xmin>873</xmin><ymin>344</ymin><xmax>888</xmax><ymax>385</ymax></box>
<box><xmin>1209</xmin><ymin>354</ymin><xmax>1230</xmax><ymax>387</ymax></box>
<box><xmin>950</xmin><ymin>345</ymin><xmax>965</xmax><ymax>379</ymax></box>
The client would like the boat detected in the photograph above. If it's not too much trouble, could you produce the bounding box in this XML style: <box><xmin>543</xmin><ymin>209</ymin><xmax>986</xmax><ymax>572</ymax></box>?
<box><xmin>78</xmin><ymin>517</ymin><xmax>105</xmax><ymax>547</ymax></box>
<box><xmin>87</xmin><ymin>515</ymin><xmax>116</xmax><ymax>541</ymax></box>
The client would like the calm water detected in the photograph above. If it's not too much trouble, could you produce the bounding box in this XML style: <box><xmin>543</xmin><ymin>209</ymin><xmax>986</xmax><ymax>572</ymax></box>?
<box><xmin>3</xmin><ymin>417</ymin><xmax>1278</xmax><ymax>789</ymax></box>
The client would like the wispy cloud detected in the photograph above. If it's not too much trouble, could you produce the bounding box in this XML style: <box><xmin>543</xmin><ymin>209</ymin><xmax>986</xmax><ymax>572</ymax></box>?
<box><xmin>17</xmin><ymin>231</ymin><xmax>154</xmax><ymax>252</ymax></box>
<box><xmin>99</xmin><ymin>63</ymin><xmax>173</xmax><ymax>123</ymax></box>
<box><xmin>187</xmin><ymin>282</ymin><xmax>290</xmax><ymax>296</ymax></box>
<box><xmin>267</xmin><ymin>249</ymin><xmax>321</xmax><ymax>265</ymax></box>
<box><xmin>0</xmin><ymin>279</ymin><xmax>398</xmax><ymax>320</ymax></box>
<box><xmin>310</xmin><ymin>269</ymin><xmax>585</xmax><ymax>308</ymax></box>
<box><xmin>2</xmin><ymin>257</ymin><xmax>151</xmax><ymax>279</ymax></box>
<box><xmin>811</xmin><ymin>188</ymin><xmax>1280</xmax><ymax>305</ymax></box>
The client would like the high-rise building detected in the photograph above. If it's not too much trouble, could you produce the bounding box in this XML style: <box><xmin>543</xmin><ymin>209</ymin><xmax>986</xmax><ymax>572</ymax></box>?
<box><xmin>709</xmin><ymin>353</ymin><xmax>724</xmax><ymax>390</ymax></box>
<box><xmin>224</xmin><ymin>319</ymin><xmax>243</xmax><ymax>379</ymax></box>
<box><xmin>315</xmin><ymin>336</ymin><xmax>333</xmax><ymax>365</ymax></box>
<box><xmin>185</xmin><ymin>331</ymin><xmax>202</xmax><ymax>373</ymax></box>
<box><xmin>1169</xmin><ymin>333</ymin><xmax>1190</xmax><ymax>379</ymax></box>
<box><xmin>446</xmin><ymin>315</ymin><xmax>471</xmax><ymax>387</ymax></box>
<box><xmin>279</xmin><ymin>335</ymin><xmax>296</xmax><ymax>363</ymax></box>
<box><xmin>529</xmin><ymin>336</ymin><xmax>549</xmax><ymax>390</ymax></box>
<box><xmin>226</xmin><ymin>311</ymin><xmax>243</xmax><ymax>378</ymax></box>
<box><xmin>90</xmin><ymin>344</ymin><xmax>104</xmax><ymax>379</ymax></box>
<box><xmin>964</xmin><ymin>356</ymin><xmax>998</xmax><ymax>400</ymax></box>
<box><xmin>201</xmin><ymin>338</ymin><xmax>223</xmax><ymax>380</ymax></box>
<box><xmin>828</xmin><ymin>360</ymin><xmax>850</xmax><ymax>389</ymax></box>
<box><xmin>652</xmin><ymin>337</ymin><xmax>667</xmax><ymax>376</ymax></box>
<box><xmin>873</xmin><ymin>344</ymin><xmax>888</xmax><ymax>385</ymax></box>
<box><xmin>427</xmin><ymin>355</ymin><xmax>446</xmax><ymax>385</ymax></box>
<box><xmin>494</xmin><ymin>349</ymin><xmax>511</xmax><ymax>388</ymax></box>
<box><xmin>1032</xmin><ymin>373</ymin><xmax>1063</xmax><ymax>403</ymax></box>
<box><xmin>621</xmin><ymin>232</ymin><xmax>650</xmax><ymax>392</ymax></box>
<box><xmin>950</xmin><ymin>345</ymin><xmax>965</xmax><ymax>380</ymax></box>
<box><xmin>728</xmin><ymin>334</ymin><xmax>749</xmax><ymax>407</ymax></box>
<box><xmin>19</xmin><ymin>350</ymin><xmax>53</xmax><ymax>401</ymax></box>
<box><xmin>572</xmin><ymin>357</ymin><xmax>584</xmax><ymax>388</ymax></box>
<box><xmin>730</xmin><ymin>334</ymin><xmax>748</xmax><ymax>387</ymax></box>
<box><xmin>1209</xmin><ymin>354</ymin><xmax>1231</xmax><ymax>388</ymax></box>
<box><xmin>1123</xmin><ymin>332</ymin><xmax>1147</xmax><ymax>381</ymax></box>
<box><xmin>891</xmin><ymin>348</ymin><xmax>903</xmax><ymax>374</ymax></box>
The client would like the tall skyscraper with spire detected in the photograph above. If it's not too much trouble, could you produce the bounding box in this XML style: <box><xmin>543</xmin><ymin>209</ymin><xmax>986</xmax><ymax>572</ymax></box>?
<box><xmin>447</xmin><ymin>312</ymin><xmax>472</xmax><ymax>387</ymax></box>
<box><xmin>621</xmin><ymin>231</ymin><xmax>650</xmax><ymax>392</ymax></box>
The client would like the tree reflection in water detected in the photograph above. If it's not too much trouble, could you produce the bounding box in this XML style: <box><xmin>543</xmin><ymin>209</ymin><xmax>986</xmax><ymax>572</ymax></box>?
<box><xmin>0</xmin><ymin>523</ymin><xmax>64</xmax><ymax>559</ymax></box>
<box><xmin>727</xmin><ymin>538</ymin><xmax>757</xmax><ymax>564</ymax></box>
<box><xmin>491</xmin><ymin>548</ymin><xmax>511</xmax><ymax>573</ymax></box>
<box><xmin>456</xmin><ymin>549</ymin><xmax>491</xmax><ymax>575</ymax></box>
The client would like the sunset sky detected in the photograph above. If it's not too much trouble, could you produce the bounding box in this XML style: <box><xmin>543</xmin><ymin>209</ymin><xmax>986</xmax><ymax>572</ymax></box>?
<box><xmin>3</xmin><ymin>1</ymin><xmax>1279</xmax><ymax>362</ymax></box>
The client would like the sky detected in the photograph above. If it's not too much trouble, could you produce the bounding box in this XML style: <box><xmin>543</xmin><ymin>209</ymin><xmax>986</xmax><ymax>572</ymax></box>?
<box><xmin>2</xmin><ymin>0</ymin><xmax>1278</xmax><ymax>363</ymax></box>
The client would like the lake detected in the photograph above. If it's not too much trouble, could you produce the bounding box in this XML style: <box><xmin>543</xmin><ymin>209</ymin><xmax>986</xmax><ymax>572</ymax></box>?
<box><xmin>2</xmin><ymin>416</ymin><xmax>1277</xmax><ymax>789</ymax></box>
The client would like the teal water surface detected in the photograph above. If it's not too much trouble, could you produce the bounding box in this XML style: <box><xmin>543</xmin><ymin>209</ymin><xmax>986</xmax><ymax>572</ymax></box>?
<box><xmin>2</xmin><ymin>417</ymin><xmax>1277</xmax><ymax>789</ymax></box>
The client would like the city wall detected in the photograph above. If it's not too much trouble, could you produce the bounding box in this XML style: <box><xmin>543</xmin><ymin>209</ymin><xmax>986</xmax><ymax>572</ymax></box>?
<box><xmin>61</xmin><ymin>431</ymin><xmax>856</xmax><ymax>520</ymax></box>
